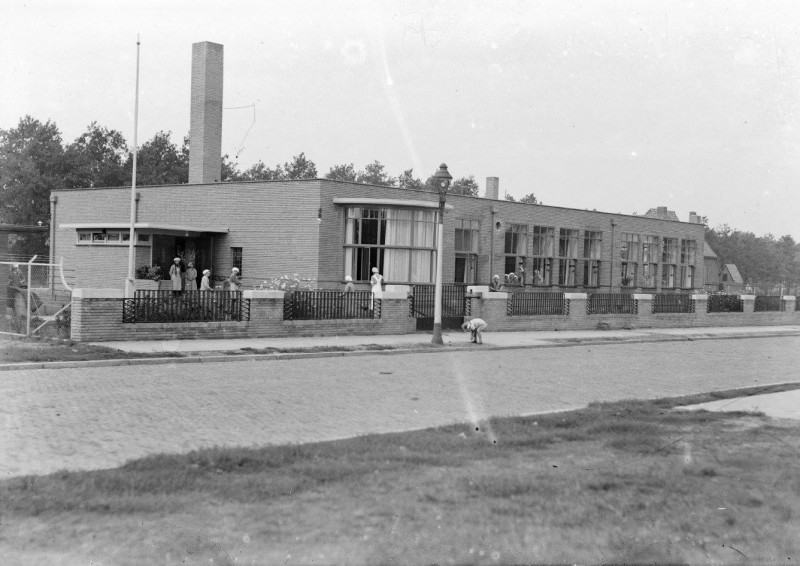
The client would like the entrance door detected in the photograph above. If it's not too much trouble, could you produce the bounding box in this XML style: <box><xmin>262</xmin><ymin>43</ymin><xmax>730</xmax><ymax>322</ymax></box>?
<box><xmin>454</xmin><ymin>254</ymin><xmax>476</xmax><ymax>284</ymax></box>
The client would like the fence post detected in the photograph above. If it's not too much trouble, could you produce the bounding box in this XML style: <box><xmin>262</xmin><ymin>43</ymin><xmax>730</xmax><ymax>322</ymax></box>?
<box><xmin>634</xmin><ymin>293</ymin><xmax>653</xmax><ymax>324</ymax></box>
<box><xmin>782</xmin><ymin>295</ymin><xmax>796</xmax><ymax>313</ymax></box>
<box><xmin>691</xmin><ymin>294</ymin><xmax>708</xmax><ymax>322</ymax></box>
<box><xmin>741</xmin><ymin>294</ymin><xmax>756</xmax><ymax>314</ymax></box>
<box><xmin>564</xmin><ymin>293</ymin><xmax>588</xmax><ymax>327</ymax></box>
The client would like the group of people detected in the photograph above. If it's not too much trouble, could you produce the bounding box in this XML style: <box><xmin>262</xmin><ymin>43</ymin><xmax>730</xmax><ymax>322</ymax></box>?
<box><xmin>168</xmin><ymin>257</ymin><xmax>240</xmax><ymax>296</ymax></box>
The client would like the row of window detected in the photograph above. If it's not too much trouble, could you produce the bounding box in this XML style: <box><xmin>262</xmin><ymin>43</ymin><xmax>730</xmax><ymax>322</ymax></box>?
<box><xmin>77</xmin><ymin>231</ymin><xmax>151</xmax><ymax>244</ymax></box>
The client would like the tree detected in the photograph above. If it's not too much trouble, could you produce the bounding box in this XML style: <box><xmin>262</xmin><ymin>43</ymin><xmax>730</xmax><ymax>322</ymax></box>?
<box><xmin>128</xmin><ymin>131</ymin><xmax>188</xmax><ymax>185</ymax></box>
<box><xmin>230</xmin><ymin>160</ymin><xmax>281</xmax><ymax>181</ymax></box>
<box><xmin>325</xmin><ymin>163</ymin><xmax>357</xmax><ymax>182</ymax></box>
<box><xmin>64</xmin><ymin>122</ymin><xmax>129</xmax><ymax>188</ymax></box>
<box><xmin>396</xmin><ymin>168</ymin><xmax>424</xmax><ymax>191</ymax></box>
<box><xmin>504</xmin><ymin>194</ymin><xmax>516</xmax><ymax>202</ymax></box>
<box><xmin>449</xmin><ymin>175</ymin><xmax>480</xmax><ymax>197</ymax></box>
<box><xmin>283</xmin><ymin>152</ymin><xmax>317</xmax><ymax>180</ymax></box>
<box><xmin>0</xmin><ymin>116</ymin><xmax>66</xmax><ymax>256</ymax></box>
<box><xmin>356</xmin><ymin>160</ymin><xmax>394</xmax><ymax>186</ymax></box>
<box><xmin>518</xmin><ymin>193</ymin><xmax>541</xmax><ymax>205</ymax></box>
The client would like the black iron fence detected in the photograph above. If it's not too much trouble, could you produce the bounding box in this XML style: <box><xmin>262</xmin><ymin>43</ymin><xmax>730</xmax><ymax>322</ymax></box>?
<box><xmin>587</xmin><ymin>293</ymin><xmax>637</xmax><ymax>315</ymax></box>
<box><xmin>754</xmin><ymin>295</ymin><xmax>783</xmax><ymax>312</ymax></box>
<box><xmin>409</xmin><ymin>284</ymin><xmax>469</xmax><ymax>318</ymax></box>
<box><xmin>707</xmin><ymin>294</ymin><xmax>743</xmax><ymax>313</ymax></box>
<box><xmin>283</xmin><ymin>290</ymin><xmax>379</xmax><ymax>320</ymax></box>
<box><xmin>652</xmin><ymin>293</ymin><xmax>694</xmax><ymax>314</ymax></box>
<box><xmin>123</xmin><ymin>290</ymin><xmax>249</xmax><ymax>323</ymax></box>
<box><xmin>507</xmin><ymin>293</ymin><xmax>567</xmax><ymax>316</ymax></box>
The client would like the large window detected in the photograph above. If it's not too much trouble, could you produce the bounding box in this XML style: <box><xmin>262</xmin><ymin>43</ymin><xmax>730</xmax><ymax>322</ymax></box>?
<box><xmin>455</xmin><ymin>219</ymin><xmax>480</xmax><ymax>284</ymax></box>
<box><xmin>680</xmin><ymin>239</ymin><xmax>696</xmax><ymax>288</ymax></box>
<box><xmin>344</xmin><ymin>207</ymin><xmax>437</xmax><ymax>283</ymax></box>
<box><xmin>620</xmin><ymin>233</ymin><xmax>639</xmax><ymax>287</ymax></box>
<box><xmin>454</xmin><ymin>219</ymin><xmax>480</xmax><ymax>253</ymax></box>
<box><xmin>583</xmin><ymin>231</ymin><xmax>602</xmax><ymax>287</ymax></box>
<box><xmin>77</xmin><ymin>230</ymin><xmax>150</xmax><ymax>246</ymax></box>
<box><xmin>641</xmin><ymin>235</ymin><xmax>659</xmax><ymax>288</ymax></box>
<box><xmin>504</xmin><ymin>224</ymin><xmax>528</xmax><ymax>279</ymax></box>
<box><xmin>231</xmin><ymin>247</ymin><xmax>243</xmax><ymax>276</ymax></box>
<box><xmin>557</xmin><ymin>228</ymin><xmax>579</xmax><ymax>285</ymax></box>
<box><xmin>661</xmin><ymin>238</ymin><xmax>678</xmax><ymax>288</ymax></box>
<box><xmin>532</xmin><ymin>226</ymin><xmax>555</xmax><ymax>285</ymax></box>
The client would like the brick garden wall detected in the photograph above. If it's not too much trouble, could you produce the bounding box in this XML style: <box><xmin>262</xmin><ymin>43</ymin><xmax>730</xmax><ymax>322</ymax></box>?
<box><xmin>71</xmin><ymin>288</ymin><xmax>797</xmax><ymax>342</ymax></box>
<box><xmin>71</xmin><ymin>289</ymin><xmax>415</xmax><ymax>342</ymax></box>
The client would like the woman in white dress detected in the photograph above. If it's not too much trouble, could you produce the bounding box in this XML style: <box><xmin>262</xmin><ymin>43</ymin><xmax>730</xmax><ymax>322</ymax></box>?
<box><xmin>370</xmin><ymin>267</ymin><xmax>383</xmax><ymax>309</ymax></box>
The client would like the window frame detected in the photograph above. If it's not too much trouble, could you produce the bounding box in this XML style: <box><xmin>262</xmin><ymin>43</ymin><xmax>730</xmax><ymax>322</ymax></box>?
<box><xmin>557</xmin><ymin>228</ymin><xmax>580</xmax><ymax>286</ymax></box>
<box><xmin>343</xmin><ymin>206</ymin><xmax>438</xmax><ymax>283</ymax></box>
<box><xmin>531</xmin><ymin>226</ymin><xmax>555</xmax><ymax>286</ymax></box>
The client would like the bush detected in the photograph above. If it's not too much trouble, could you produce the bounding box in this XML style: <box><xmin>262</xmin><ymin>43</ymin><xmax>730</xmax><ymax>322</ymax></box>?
<box><xmin>135</xmin><ymin>265</ymin><xmax>162</xmax><ymax>282</ymax></box>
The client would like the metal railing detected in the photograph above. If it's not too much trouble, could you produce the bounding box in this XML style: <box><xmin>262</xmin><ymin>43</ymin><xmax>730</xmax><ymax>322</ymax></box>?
<box><xmin>123</xmin><ymin>290</ymin><xmax>249</xmax><ymax>323</ymax></box>
<box><xmin>507</xmin><ymin>293</ymin><xmax>567</xmax><ymax>316</ymax></box>
<box><xmin>283</xmin><ymin>290</ymin><xmax>379</xmax><ymax>320</ymax></box>
<box><xmin>409</xmin><ymin>284</ymin><xmax>470</xmax><ymax>318</ymax></box>
<box><xmin>754</xmin><ymin>295</ymin><xmax>782</xmax><ymax>312</ymax></box>
<box><xmin>652</xmin><ymin>293</ymin><xmax>694</xmax><ymax>314</ymax></box>
<box><xmin>707</xmin><ymin>294</ymin><xmax>743</xmax><ymax>313</ymax></box>
<box><xmin>587</xmin><ymin>293</ymin><xmax>637</xmax><ymax>315</ymax></box>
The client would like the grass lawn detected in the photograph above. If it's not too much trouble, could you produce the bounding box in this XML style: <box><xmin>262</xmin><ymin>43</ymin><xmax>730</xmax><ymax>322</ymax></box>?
<box><xmin>2</xmin><ymin>390</ymin><xmax>799</xmax><ymax>565</ymax></box>
<box><xmin>0</xmin><ymin>338</ymin><xmax>185</xmax><ymax>363</ymax></box>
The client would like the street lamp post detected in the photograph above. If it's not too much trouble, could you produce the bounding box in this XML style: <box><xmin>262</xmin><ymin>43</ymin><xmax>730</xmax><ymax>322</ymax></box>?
<box><xmin>431</xmin><ymin>163</ymin><xmax>452</xmax><ymax>345</ymax></box>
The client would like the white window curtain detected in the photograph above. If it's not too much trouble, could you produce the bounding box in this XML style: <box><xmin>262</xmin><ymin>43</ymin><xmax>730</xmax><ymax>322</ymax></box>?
<box><xmin>383</xmin><ymin>209</ymin><xmax>413</xmax><ymax>282</ymax></box>
<box><xmin>410</xmin><ymin>251</ymin><xmax>433</xmax><ymax>282</ymax></box>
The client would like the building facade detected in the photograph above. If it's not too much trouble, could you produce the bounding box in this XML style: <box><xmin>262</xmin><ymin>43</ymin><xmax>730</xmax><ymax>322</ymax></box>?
<box><xmin>52</xmin><ymin>179</ymin><xmax>706</xmax><ymax>293</ymax></box>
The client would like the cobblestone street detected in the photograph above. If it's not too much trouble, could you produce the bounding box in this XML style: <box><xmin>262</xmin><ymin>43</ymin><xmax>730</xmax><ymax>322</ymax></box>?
<box><xmin>2</xmin><ymin>336</ymin><xmax>799</xmax><ymax>478</ymax></box>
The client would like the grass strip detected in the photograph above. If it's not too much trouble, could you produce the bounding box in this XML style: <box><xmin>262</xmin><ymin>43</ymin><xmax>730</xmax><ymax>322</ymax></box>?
<box><xmin>3</xmin><ymin>389</ymin><xmax>800</xmax><ymax>564</ymax></box>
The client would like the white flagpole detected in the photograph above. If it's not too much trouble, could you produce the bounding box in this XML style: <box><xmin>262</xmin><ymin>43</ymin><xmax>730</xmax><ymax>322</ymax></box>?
<box><xmin>125</xmin><ymin>35</ymin><xmax>141</xmax><ymax>298</ymax></box>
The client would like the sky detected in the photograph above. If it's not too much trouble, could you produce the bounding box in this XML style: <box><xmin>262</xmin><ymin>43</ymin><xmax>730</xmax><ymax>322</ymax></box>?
<box><xmin>2</xmin><ymin>0</ymin><xmax>799</xmax><ymax>239</ymax></box>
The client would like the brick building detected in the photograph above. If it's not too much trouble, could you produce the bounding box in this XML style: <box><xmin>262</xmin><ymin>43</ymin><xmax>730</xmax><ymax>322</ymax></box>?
<box><xmin>51</xmin><ymin>178</ymin><xmax>706</xmax><ymax>293</ymax></box>
<box><xmin>50</xmin><ymin>40</ymin><xmax>707</xmax><ymax>294</ymax></box>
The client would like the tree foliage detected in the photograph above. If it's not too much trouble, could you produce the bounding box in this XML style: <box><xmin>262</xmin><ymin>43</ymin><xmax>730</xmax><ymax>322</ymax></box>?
<box><xmin>449</xmin><ymin>175</ymin><xmax>480</xmax><ymax>197</ymax></box>
<box><xmin>130</xmin><ymin>131</ymin><xmax>188</xmax><ymax>185</ymax></box>
<box><xmin>519</xmin><ymin>192</ymin><xmax>541</xmax><ymax>204</ymax></box>
<box><xmin>325</xmin><ymin>163</ymin><xmax>357</xmax><ymax>182</ymax></box>
<box><xmin>65</xmin><ymin>122</ymin><xmax>129</xmax><ymax>188</ymax></box>
<box><xmin>396</xmin><ymin>169</ymin><xmax>424</xmax><ymax>191</ymax></box>
<box><xmin>705</xmin><ymin>224</ymin><xmax>800</xmax><ymax>288</ymax></box>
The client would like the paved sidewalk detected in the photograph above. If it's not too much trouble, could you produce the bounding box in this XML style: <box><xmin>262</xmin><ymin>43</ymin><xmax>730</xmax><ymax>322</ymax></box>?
<box><xmin>95</xmin><ymin>325</ymin><xmax>800</xmax><ymax>354</ymax></box>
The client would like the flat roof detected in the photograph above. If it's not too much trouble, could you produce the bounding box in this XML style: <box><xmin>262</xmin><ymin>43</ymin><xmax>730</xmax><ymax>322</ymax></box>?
<box><xmin>58</xmin><ymin>223</ymin><xmax>229</xmax><ymax>233</ymax></box>
<box><xmin>332</xmin><ymin>198</ymin><xmax>454</xmax><ymax>210</ymax></box>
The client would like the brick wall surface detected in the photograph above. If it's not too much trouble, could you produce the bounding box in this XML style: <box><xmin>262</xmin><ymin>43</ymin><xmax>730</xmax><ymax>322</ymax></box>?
<box><xmin>55</xmin><ymin>179</ymin><xmax>706</xmax><ymax>293</ymax></box>
<box><xmin>71</xmin><ymin>295</ymin><xmax>415</xmax><ymax>342</ymax></box>
<box><xmin>189</xmin><ymin>42</ymin><xmax>224</xmax><ymax>185</ymax></box>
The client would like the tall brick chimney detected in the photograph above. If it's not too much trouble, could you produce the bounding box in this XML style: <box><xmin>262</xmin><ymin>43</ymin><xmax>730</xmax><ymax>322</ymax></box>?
<box><xmin>485</xmin><ymin>177</ymin><xmax>499</xmax><ymax>200</ymax></box>
<box><xmin>189</xmin><ymin>41</ymin><xmax>224</xmax><ymax>184</ymax></box>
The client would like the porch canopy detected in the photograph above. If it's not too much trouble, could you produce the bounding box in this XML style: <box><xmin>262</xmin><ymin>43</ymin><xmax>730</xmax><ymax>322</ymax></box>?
<box><xmin>59</xmin><ymin>222</ymin><xmax>229</xmax><ymax>236</ymax></box>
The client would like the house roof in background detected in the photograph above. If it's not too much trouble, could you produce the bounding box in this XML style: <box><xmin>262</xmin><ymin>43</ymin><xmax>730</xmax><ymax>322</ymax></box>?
<box><xmin>703</xmin><ymin>241</ymin><xmax>718</xmax><ymax>258</ymax></box>
<box><xmin>724</xmin><ymin>264</ymin><xmax>744</xmax><ymax>284</ymax></box>
<box><xmin>644</xmin><ymin>207</ymin><xmax>680</xmax><ymax>221</ymax></box>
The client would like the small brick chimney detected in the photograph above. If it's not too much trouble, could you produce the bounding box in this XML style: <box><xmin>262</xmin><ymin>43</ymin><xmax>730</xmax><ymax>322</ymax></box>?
<box><xmin>485</xmin><ymin>177</ymin><xmax>499</xmax><ymax>200</ymax></box>
<box><xmin>189</xmin><ymin>41</ymin><xmax>224</xmax><ymax>184</ymax></box>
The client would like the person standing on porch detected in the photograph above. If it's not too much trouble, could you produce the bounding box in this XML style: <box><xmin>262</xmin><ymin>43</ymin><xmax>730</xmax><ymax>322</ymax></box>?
<box><xmin>169</xmin><ymin>258</ymin><xmax>183</xmax><ymax>296</ymax></box>
<box><xmin>228</xmin><ymin>267</ymin><xmax>240</xmax><ymax>291</ymax></box>
<box><xmin>185</xmin><ymin>262</ymin><xmax>198</xmax><ymax>291</ymax></box>
<box><xmin>200</xmin><ymin>269</ymin><xmax>213</xmax><ymax>291</ymax></box>
<box><xmin>370</xmin><ymin>267</ymin><xmax>383</xmax><ymax>309</ymax></box>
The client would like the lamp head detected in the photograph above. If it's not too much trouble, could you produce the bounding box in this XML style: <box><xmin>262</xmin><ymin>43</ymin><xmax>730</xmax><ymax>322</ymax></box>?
<box><xmin>433</xmin><ymin>163</ymin><xmax>452</xmax><ymax>199</ymax></box>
